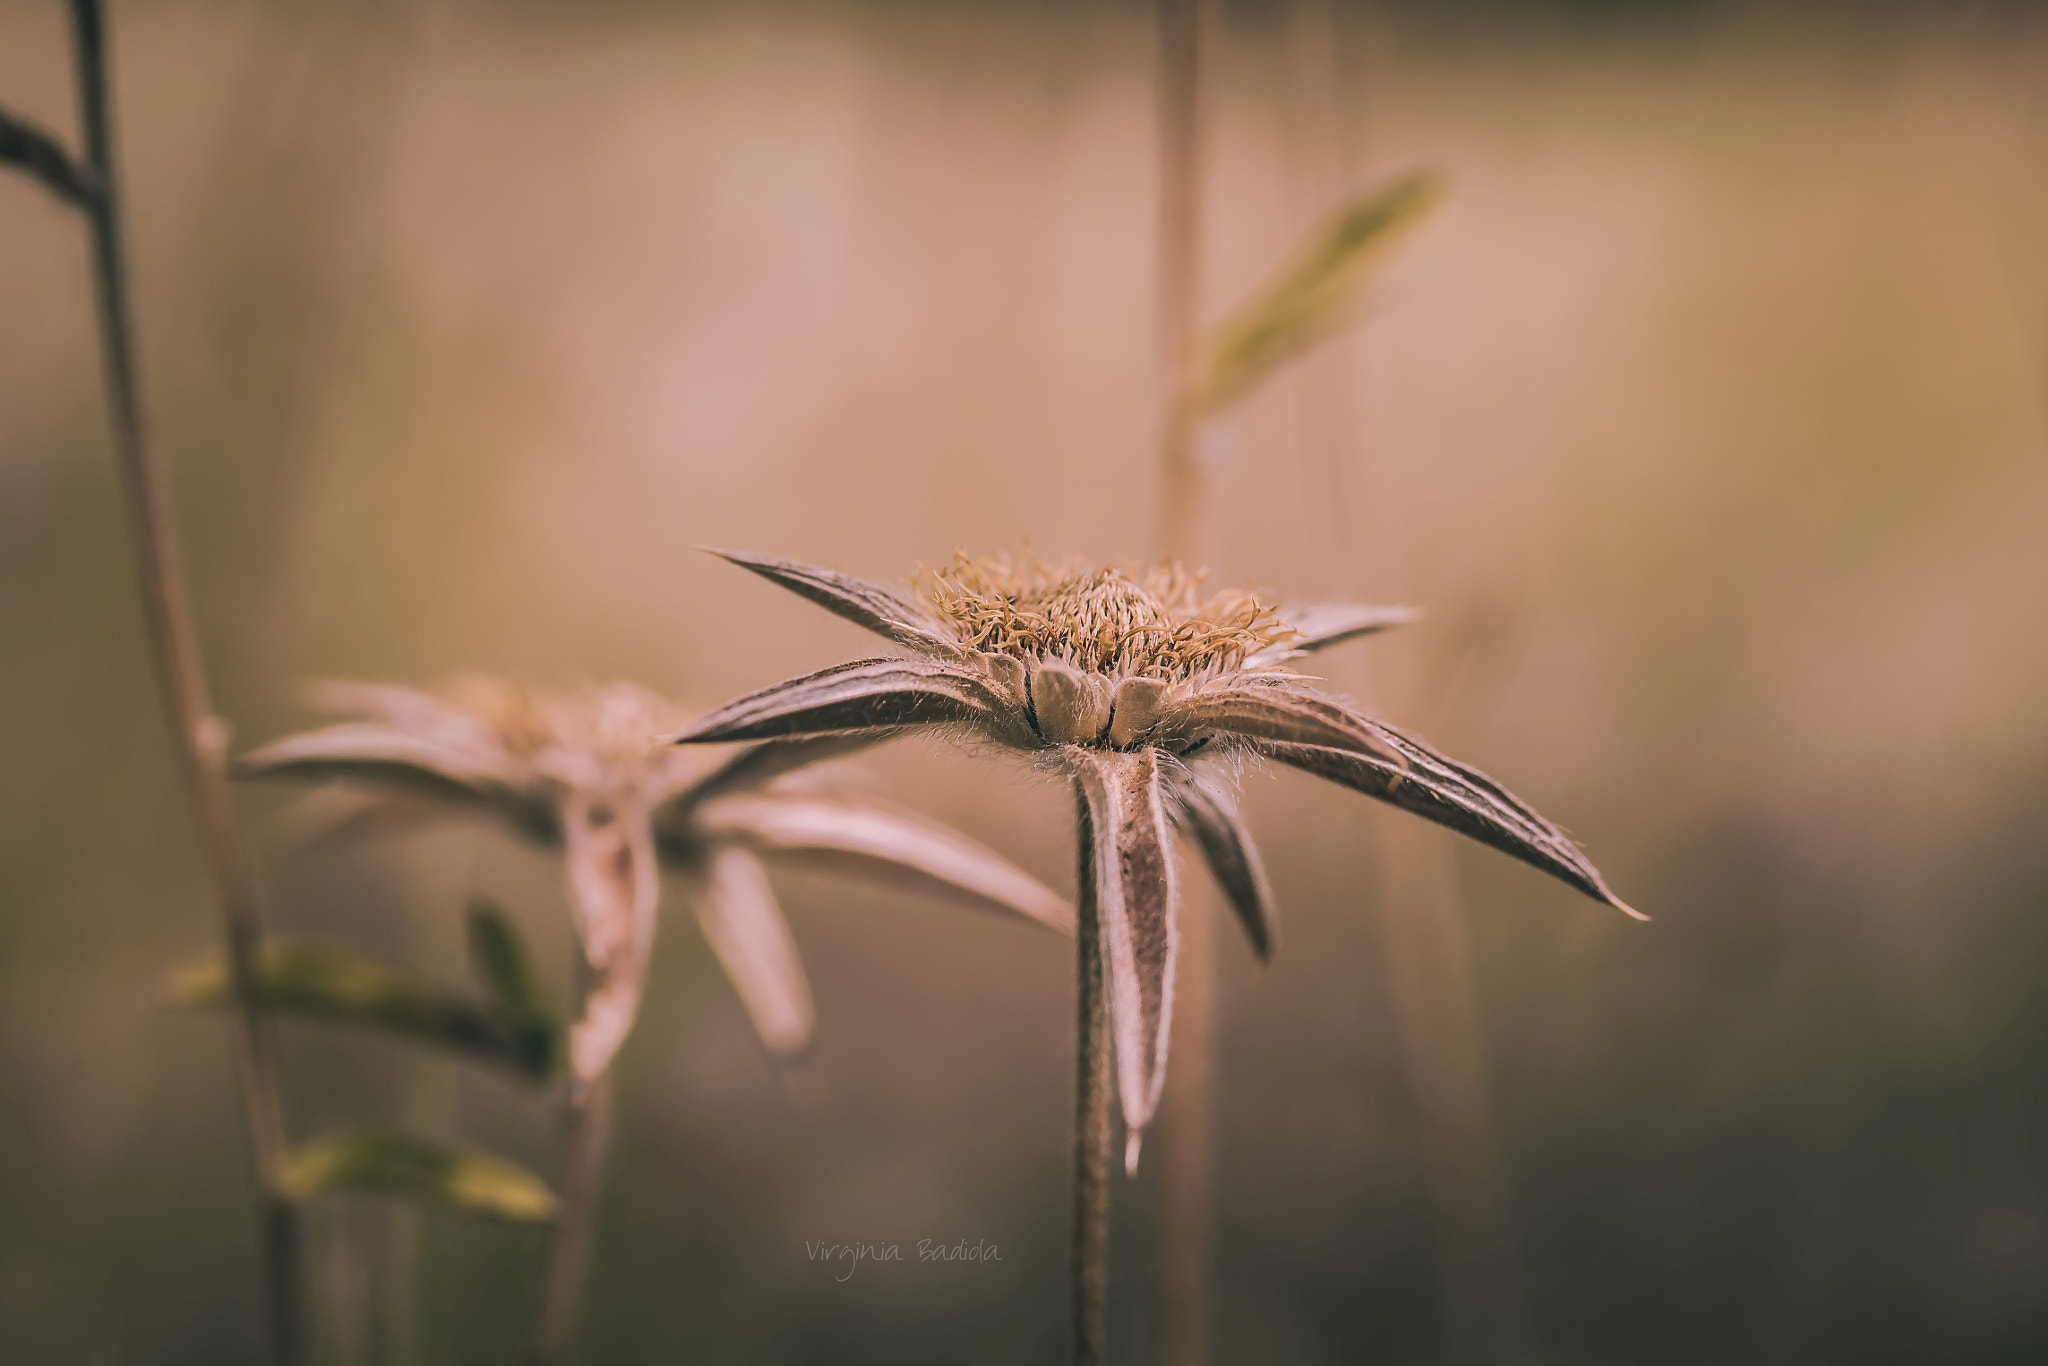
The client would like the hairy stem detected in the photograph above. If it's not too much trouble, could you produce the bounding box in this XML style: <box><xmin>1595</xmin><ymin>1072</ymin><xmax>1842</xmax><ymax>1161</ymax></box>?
<box><xmin>64</xmin><ymin>2</ymin><xmax>301</xmax><ymax>1359</ymax></box>
<box><xmin>1154</xmin><ymin>2</ymin><xmax>1215</xmax><ymax>1364</ymax></box>
<box><xmin>1073</xmin><ymin>784</ymin><xmax>1113</xmax><ymax>1365</ymax></box>
<box><xmin>532</xmin><ymin>1079</ymin><xmax>613</xmax><ymax>1364</ymax></box>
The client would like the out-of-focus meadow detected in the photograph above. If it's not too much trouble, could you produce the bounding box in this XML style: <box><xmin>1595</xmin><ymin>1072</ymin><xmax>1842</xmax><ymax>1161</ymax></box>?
<box><xmin>6</xmin><ymin>0</ymin><xmax>2048</xmax><ymax>1360</ymax></box>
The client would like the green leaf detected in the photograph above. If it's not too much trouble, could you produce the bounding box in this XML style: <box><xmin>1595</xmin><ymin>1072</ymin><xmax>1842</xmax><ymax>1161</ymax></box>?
<box><xmin>283</xmin><ymin>1132</ymin><xmax>557</xmax><ymax>1224</ymax></box>
<box><xmin>1194</xmin><ymin>169</ymin><xmax>1444</xmax><ymax>416</ymax></box>
<box><xmin>166</xmin><ymin>939</ymin><xmax>556</xmax><ymax>1080</ymax></box>
<box><xmin>0</xmin><ymin>103</ymin><xmax>98</xmax><ymax>207</ymax></box>
<box><xmin>466</xmin><ymin>900</ymin><xmax>561</xmax><ymax>1078</ymax></box>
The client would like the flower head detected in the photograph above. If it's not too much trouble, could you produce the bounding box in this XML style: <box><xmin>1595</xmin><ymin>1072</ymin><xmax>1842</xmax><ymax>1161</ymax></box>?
<box><xmin>237</xmin><ymin>676</ymin><xmax>1072</xmax><ymax>1092</ymax></box>
<box><xmin>917</xmin><ymin>554</ymin><xmax>1291</xmax><ymax>681</ymax></box>
<box><xmin>672</xmin><ymin>550</ymin><xmax>1640</xmax><ymax>1170</ymax></box>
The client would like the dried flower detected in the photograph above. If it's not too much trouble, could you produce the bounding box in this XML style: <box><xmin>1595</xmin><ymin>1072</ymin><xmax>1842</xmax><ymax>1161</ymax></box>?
<box><xmin>237</xmin><ymin>677</ymin><xmax>1072</xmax><ymax>1091</ymax></box>
<box><xmin>671</xmin><ymin>550</ymin><xmax>1640</xmax><ymax>1170</ymax></box>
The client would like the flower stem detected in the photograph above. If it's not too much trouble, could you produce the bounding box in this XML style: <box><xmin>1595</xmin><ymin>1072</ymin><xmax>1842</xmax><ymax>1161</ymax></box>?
<box><xmin>1073</xmin><ymin>784</ymin><xmax>1113</xmax><ymax>1365</ymax></box>
<box><xmin>531</xmin><ymin>1078</ymin><xmax>613</xmax><ymax>1364</ymax></box>
<box><xmin>64</xmin><ymin>2</ymin><xmax>301</xmax><ymax>1359</ymax></box>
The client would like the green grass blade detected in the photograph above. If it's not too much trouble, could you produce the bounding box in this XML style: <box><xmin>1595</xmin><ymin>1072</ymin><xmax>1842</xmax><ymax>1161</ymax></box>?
<box><xmin>466</xmin><ymin>900</ymin><xmax>562</xmax><ymax>1078</ymax></box>
<box><xmin>284</xmin><ymin>1132</ymin><xmax>557</xmax><ymax>1224</ymax></box>
<box><xmin>166</xmin><ymin>939</ymin><xmax>554</xmax><ymax>1080</ymax></box>
<box><xmin>1195</xmin><ymin>169</ymin><xmax>1444</xmax><ymax>416</ymax></box>
<box><xmin>0</xmin><ymin>103</ymin><xmax>98</xmax><ymax>207</ymax></box>
<box><xmin>467</xmin><ymin>899</ymin><xmax>550</xmax><ymax>1018</ymax></box>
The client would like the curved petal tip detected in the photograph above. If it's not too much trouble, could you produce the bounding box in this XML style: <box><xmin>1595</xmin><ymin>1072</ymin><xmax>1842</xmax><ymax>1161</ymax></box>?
<box><xmin>1124</xmin><ymin>1130</ymin><xmax>1143</xmax><ymax>1177</ymax></box>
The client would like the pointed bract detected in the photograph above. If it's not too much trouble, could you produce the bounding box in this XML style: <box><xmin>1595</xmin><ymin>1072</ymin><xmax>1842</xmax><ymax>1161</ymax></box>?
<box><xmin>1033</xmin><ymin>659</ymin><xmax>1113</xmax><ymax>745</ymax></box>
<box><xmin>665</xmin><ymin>658</ymin><xmax>1020</xmax><ymax>747</ymax></box>
<box><xmin>1160</xmin><ymin>684</ymin><xmax>1404</xmax><ymax>767</ymax></box>
<box><xmin>236</xmin><ymin>721</ymin><xmax>553</xmax><ymax>837</ymax></box>
<box><xmin>689</xmin><ymin>843</ymin><xmax>816</xmax><ymax>1059</ymax></box>
<box><xmin>1173</xmin><ymin>773</ymin><xmax>1279</xmax><ymax>960</ymax></box>
<box><xmin>695</xmin><ymin>793</ymin><xmax>1073</xmax><ymax>935</ymax></box>
<box><xmin>560</xmin><ymin>793</ymin><xmax>660</xmax><ymax>1090</ymax></box>
<box><xmin>669</xmin><ymin>733</ymin><xmax>882</xmax><ymax>813</ymax></box>
<box><xmin>707</xmin><ymin>549</ymin><xmax>957</xmax><ymax>654</ymax></box>
<box><xmin>1256</xmin><ymin>735</ymin><xmax>1643</xmax><ymax>919</ymax></box>
<box><xmin>1249</xmin><ymin>602</ymin><xmax>1418</xmax><ymax>664</ymax></box>
<box><xmin>1074</xmin><ymin>748</ymin><xmax>1179</xmax><ymax>1175</ymax></box>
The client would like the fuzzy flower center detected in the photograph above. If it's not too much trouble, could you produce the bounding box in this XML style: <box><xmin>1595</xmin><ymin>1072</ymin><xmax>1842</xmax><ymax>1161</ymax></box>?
<box><xmin>917</xmin><ymin>553</ymin><xmax>1292</xmax><ymax>681</ymax></box>
<box><xmin>443</xmin><ymin>676</ymin><xmax>682</xmax><ymax>780</ymax></box>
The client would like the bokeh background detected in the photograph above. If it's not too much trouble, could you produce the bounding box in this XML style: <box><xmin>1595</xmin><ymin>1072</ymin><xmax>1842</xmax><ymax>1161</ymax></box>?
<box><xmin>5</xmin><ymin>0</ymin><xmax>2048</xmax><ymax>1361</ymax></box>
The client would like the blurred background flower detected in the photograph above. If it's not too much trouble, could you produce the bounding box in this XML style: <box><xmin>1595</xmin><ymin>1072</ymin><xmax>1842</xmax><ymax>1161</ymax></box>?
<box><xmin>3</xmin><ymin>0</ymin><xmax>2047</xmax><ymax>1361</ymax></box>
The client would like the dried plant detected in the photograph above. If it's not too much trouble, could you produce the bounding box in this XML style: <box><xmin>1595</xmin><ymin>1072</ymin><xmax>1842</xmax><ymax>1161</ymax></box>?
<box><xmin>672</xmin><ymin>548</ymin><xmax>1640</xmax><ymax>1357</ymax></box>
<box><xmin>237</xmin><ymin>674</ymin><xmax>1072</xmax><ymax>1358</ymax></box>
<box><xmin>5</xmin><ymin>4</ymin><xmax>303</xmax><ymax>1357</ymax></box>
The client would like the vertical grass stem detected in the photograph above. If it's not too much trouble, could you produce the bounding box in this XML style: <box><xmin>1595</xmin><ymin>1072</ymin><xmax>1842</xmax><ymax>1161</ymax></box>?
<box><xmin>1154</xmin><ymin>2</ymin><xmax>1216</xmax><ymax>1363</ymax></box>
<box><xmin>532</xmin><ymin>1078</ymin><xmax>613</xmax><ymax>1363</ymax></box>
<box><xmin>1156</xmin><ymin>0</ymin><xmax>1207</xmax><ymax>569</ymax></box>
<box><xmin>64</xmin><ymin>2</ymin><xmax>300</xmax><ymax>1359</ymax></box>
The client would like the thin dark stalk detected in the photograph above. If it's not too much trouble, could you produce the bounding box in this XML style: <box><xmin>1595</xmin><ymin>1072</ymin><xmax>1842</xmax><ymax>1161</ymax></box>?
<box><xmin>63</xmin><ymin>2</ymin><xmax>301</xmax><ymax>1360</ymax></box>
<box><xmin>1072</xmin><ymin>784</ymin><xmax>1113</xmax><ymax>1365</ymax></box>
<box><xmin>389</xmin><ymin>883</ymin><xmax>464</xmax><ymax>1366</ymax></box>
<box><xmin>1305</xmin><ymin>11</ymin><xmax>1523</xmax><ymax>1353</ymax></box>
<box><xmin>532</xmin><ymin>1079</ymin><xmax>613</xmax><ymax>1364</ymax></box>
<box><xmin>1282</xmin><ymin>0</ymin><xmax>1353</xmax><ymax>547</ymax></box>
<box><xmin>0</xmin><ymin>101</ymin><xmax>98</xmax><ymax>205</ymax></box>
<box><xmin>1155</xmin><ymin>0</ymin><xmax>1207</xmax><ymax>568</ymax></box>
<box><xmin>1153</xmin><ymin>2</ymin><xmax>1215</xmax><ymax>1364</ymax></box>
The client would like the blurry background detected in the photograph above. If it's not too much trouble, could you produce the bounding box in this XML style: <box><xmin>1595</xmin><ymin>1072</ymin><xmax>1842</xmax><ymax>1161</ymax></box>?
<box><xmin>5</xmin><ymin>0</ymin><xmax>2048</xmax><ymax>1361</ymax></box>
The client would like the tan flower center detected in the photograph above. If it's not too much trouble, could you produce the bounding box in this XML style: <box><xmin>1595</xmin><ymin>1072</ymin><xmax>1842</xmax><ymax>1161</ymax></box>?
<box><xmin>917</xmin><ymin>552</ymin><xmax>1292</xmax><ymax>681</ymax></box>
<box><xmin>443</xmin><ymin>676</ymin><xmax>682</xmax><ymax>780</ymax></box>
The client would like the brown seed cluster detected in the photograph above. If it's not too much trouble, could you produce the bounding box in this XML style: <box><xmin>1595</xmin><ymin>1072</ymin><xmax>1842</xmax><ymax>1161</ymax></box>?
<box><xmin>917</xmin><ymin>552</ymin><xmax>1293</xmax><ymax>681</ymax></box>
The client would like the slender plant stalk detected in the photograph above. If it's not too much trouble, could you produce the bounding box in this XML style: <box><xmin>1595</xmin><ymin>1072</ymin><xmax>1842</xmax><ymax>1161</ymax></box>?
<box><xmin>532</xmin><ymin>1078</ymin><xmax>613</xmax><ymax>1363</ymax></box>
<box><xmin>63</xmin><ymin>2</ymin><xmax>302</xmax><ymax>1360</ymax></box>
<box><xmin>388</xmin><ymin>1195</ymin><xmax>431</xmax><ymax>1366</ymax></box>
<box><xmin>1152</xmin><ymin>2</ymin><xmax>1216</xmax><ymax>1364</ymax></box>
<box><xmin>1072</xmin><ymin>785</ymin><xmax>1113</xmax><ymax>1365</ymax></box>
<box><xmin>1155</xmin><ymin>0</ymin><xmax>1207</xmax><ymax>567</ymax></box>
<box><xmin>1281</xmin><ymin>0</ymin><xmax>1351</xmax><ymax>544</ymax></box>
<box><xmin>388</xmin><ymin>858</ymin><xmax>466</xmax><ymax>1366</ymax></box>
<box><xmin>1287</xmin><ymin>11</ymin><xmax>1524</xmax><ymax>1356</ymax></box>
